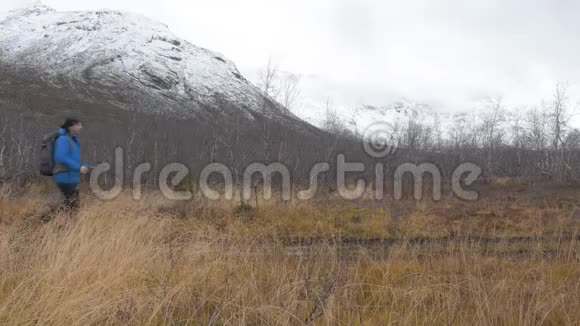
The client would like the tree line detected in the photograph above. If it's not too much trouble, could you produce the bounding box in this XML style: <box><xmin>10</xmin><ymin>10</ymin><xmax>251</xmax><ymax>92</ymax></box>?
<box><xmin>1</xmin><ymin>70</ymin><xmax>580</xmax><ymax>198</ymax></box>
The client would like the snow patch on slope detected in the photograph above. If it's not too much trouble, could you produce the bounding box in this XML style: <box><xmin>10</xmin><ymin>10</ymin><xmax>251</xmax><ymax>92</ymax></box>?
<box><xmin>0</xmin><ymin>2</ymin><xmax>289</xmax><ymax>118</ymax></box>
<box><xmin>293</xmin><ymin>96</ymin><xmax>447</xmax><ymax>134</ymax></box>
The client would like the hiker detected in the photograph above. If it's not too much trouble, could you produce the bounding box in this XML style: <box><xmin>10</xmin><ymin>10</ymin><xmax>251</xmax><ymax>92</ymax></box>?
<box><xmin>53</xmin><ymin>118</ymin><xmax>89</xmax><ymax>211</ymax></box>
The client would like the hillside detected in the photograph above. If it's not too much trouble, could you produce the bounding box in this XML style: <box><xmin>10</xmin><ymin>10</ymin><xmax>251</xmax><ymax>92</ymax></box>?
<box><xmin>0</xmin><ymin>3</ymin><xmax>314</xmax><ymax>131</ymax></box>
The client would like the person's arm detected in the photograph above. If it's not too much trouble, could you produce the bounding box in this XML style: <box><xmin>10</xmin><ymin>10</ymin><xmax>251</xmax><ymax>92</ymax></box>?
<box><xmin>54</xmin><ymin>136</ymin><xmax>81</xmax><ymax>172</ymax></box>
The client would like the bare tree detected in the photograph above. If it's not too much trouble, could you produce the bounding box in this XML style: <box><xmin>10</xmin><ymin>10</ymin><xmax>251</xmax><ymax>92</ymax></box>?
<box><xmin>524</xmin><ymin>106</ymin><xmax>548</xmax><ymax>150</ymax></box>
<box><xmin>547</xmin><ymin>82</ymin><xmax>574</xmax><ymax>181</ymax></box>
<box><xmin>279</xmin><ymin>73</ymin><xmax>301</xmax><ymax>113</ymax></box>
<box><xmin>321</xmin><ymin>98</ymin><xmax>346</xmax><ymax>135</ymax></box>
<box><xmin>257</xmin><ymin>58</ymin><xmax>280</xmax><ymax>161</ymax></box>
<box><xmin>449</xmin><ymin>113</ymin><xmax>468</xmax><ymax>151</ymax></box>
<box><xmin>432</xmin><ymin>114</ymin><xmax>444</xmax><ymax>152</ymax></box>
<box><xmin>549</xmin><ymin>82</ymin><xmax>572</xmax><ymax>150</ymax></box>
<box><xmin>480</xmin><ymin>97</ymin><xmax>506</xmax><ymax>180</ymax></box>
<box><xmin>257</xmin><ymin>58</ymin><xmax>280</xmax><ymax>102</ymax></box>
<box><xmin>564</xmin><ymin>129</ymin><xmax>580</xmax><ymax>151</ymax></box>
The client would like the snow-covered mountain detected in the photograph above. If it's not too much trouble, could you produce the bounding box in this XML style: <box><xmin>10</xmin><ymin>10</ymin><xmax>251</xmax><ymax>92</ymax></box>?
<box><xmin>293</xmin><ymin>96</ymin><xmax>447</xmax><ymax>134</ymax></box>
<box><xmin>347</xmin><ymin>100</ymin><xmax>442</xmax><ymax>131</ymax></box>
<box><xmin>0</xmin><ymin>3</ymin><xmax>308</xmax><ymax>127</ymax></box>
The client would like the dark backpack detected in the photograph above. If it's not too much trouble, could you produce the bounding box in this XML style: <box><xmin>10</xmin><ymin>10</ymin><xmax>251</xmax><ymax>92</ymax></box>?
<box><xmin>39</xmin><ymin>132</ymin><xmax>72</xmax><ymax>176</ymax></box>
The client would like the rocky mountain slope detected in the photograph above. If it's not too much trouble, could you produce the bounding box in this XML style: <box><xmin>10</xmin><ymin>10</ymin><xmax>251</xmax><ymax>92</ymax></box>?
<box><xmin>0</xmin><ymin>3</ymin><xmax>311</xmax><ymax>129</ymax></box>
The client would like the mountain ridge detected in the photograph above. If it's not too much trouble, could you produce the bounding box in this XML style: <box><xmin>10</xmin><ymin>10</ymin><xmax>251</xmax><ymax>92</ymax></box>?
<box><xmin>0</xmin><ymin>2</ymin><xmax>314</xmax><ymax>131</ymax></box>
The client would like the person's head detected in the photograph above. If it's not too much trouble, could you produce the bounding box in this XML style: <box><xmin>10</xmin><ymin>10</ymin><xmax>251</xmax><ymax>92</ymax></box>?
<box><xmin>61</xmin><ymin>118</ymin><xmax>83</xmax><ymax>135</ymax></box>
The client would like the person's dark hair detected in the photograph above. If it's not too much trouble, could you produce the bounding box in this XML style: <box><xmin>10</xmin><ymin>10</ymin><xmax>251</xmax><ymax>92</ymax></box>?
<box><xmin>61</xmin><ymin>118</ymin><xmax>81</xmax><ymax>132</ymax></box>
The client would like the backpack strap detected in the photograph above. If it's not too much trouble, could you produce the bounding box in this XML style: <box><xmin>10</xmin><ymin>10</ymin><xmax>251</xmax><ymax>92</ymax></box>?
<box><xmin>66</xmin><ymin>135</ymin><xmax>73</xmax><ymax>151</ymax></box>
<box><xmin>53</xmin><ymin>134</ymin><xmax>75</xmax><ymax>174</ymax></box>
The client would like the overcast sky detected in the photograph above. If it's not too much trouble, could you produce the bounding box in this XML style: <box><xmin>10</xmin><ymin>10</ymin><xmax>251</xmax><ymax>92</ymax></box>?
<box><xmin>2</xmin><ymin>0</ymin><xmax>580</xmax><ymax>116</ymax></box>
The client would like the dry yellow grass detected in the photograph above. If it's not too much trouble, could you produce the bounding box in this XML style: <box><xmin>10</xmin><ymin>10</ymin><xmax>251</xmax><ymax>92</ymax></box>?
<box><xmin>0</xmin><ymin>189</ymin><xmax>579</xmax><ymax>325</ymax></box>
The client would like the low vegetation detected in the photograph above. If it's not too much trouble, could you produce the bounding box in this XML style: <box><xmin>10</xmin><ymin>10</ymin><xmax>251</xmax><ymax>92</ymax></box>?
<box><xmin>0</xmin><ymin>183</ymin><xmax>579</xmax><ymax>325</ymax></box>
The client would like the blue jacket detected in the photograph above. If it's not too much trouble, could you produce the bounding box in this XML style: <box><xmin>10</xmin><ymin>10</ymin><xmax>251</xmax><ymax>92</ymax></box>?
<box><xmin>53</xmin><ymin>128</ymin><xmax>88</xmax><ymax>185</ymax></box>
